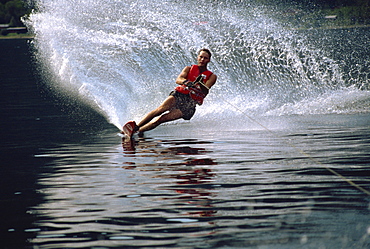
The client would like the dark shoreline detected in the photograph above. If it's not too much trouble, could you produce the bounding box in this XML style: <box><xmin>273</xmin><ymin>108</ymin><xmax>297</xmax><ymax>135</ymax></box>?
<box><xmin>291</xmin><ymin>24</ymin><xmax>370</xmax><ymax>31</ymax></box>
<box><xmin>0</xmin><ymin>34</ymin><xmax>34</xmax><ymax>39</ymax></box>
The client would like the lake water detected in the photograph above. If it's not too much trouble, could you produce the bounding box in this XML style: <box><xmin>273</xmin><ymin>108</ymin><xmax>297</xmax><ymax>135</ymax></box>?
<box><xmin>1</xmin><ymin>0</ymin><xmax>370</xmax><ymax>248</ymax></box>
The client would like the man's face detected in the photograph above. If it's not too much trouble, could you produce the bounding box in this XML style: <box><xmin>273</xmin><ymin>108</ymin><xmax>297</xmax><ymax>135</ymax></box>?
<box><xmin>197</xmin><ymin>51</ymin><xmax>211</xmax><ymax>67</ymax></box>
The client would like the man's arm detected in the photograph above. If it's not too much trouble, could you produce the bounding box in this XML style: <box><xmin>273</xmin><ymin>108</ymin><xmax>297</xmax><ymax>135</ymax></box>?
<box><xmin>204</xmin><ymin>74</ymin><xmax>217</xmax><ymax>89</ymax></box>
<box><xmin>175</xmin><ymin>66</ymin><xmax>191</xmax><ymax>85</ymax></box>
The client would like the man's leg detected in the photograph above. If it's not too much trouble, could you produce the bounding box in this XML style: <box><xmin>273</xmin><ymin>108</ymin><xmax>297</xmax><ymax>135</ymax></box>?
<box><xmin>139</xmin><ymin>108</ymin><xmax>183</xmax><ymax>133</ymax></box>
<box><xmin>137</xmin><ymin>96</ymin><xmax>180</xmax><ymax>131</ymax></box>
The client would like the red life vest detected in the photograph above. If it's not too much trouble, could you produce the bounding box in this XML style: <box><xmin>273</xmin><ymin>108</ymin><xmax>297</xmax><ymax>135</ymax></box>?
<box><xmin>175</xmin><ymin>65</ymin><xmax>213</xmax><ymax>105</ymax></box>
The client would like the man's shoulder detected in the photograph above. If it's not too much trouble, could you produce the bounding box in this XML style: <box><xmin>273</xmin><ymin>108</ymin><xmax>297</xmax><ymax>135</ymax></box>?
<box><xmin>183</xmin><ymin>65</ymin><xmax>192</xmax><ymax>72</ymax></box>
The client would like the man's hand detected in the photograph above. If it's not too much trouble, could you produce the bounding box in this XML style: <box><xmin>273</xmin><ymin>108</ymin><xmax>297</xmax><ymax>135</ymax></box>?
<box><xmin>184</xmin><ymin>81</ymin><xmax>194</xmax><ymax>87</ymax></box>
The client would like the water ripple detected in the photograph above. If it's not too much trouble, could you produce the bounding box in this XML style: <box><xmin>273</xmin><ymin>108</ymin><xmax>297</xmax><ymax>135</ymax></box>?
<box><xmin>28</xmin><ymin>120</ymin><xmax>370</xmax><ymax>248</ymax></box>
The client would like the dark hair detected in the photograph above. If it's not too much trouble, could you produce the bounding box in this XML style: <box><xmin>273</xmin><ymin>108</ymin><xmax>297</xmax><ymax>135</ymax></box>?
<box><xmin>198</xmin><ymin>48</ymin><xmax>212</xmax><ymax>59</ymax></box>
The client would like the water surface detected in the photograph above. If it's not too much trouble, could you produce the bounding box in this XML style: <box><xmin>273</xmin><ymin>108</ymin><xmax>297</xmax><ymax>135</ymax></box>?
<box><xmin>1</xmin><ymin>0</ymin><xmax>370</xmax><ymax>247</ymax></box>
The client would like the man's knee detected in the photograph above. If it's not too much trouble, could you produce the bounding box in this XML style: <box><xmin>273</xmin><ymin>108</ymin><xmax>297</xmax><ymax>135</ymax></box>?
<box><xmin>148</xmin><ymin>108</ymin><xmax>164</xmax><ymax>118</ymax></box>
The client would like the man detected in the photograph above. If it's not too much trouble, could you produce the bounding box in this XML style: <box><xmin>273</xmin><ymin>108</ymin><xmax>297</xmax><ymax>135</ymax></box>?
<box><xmin>124</xmin><ymin>48</ymin><xmax>217</xmax><ymax>137</ymax></box>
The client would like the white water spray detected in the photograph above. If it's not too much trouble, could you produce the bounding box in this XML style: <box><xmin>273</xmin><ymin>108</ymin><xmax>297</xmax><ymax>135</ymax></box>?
<box><xmin>26</xmin><ymin>0</ymin><xmax>370</xmax><ymax>128</ymax></box>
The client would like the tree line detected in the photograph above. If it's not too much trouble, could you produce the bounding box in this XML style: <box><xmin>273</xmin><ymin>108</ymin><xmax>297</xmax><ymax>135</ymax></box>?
<box><xmin>315</xmin><ymin>0</ymin><xmax>370</xmax><ymax>27</ymax></box>
<box><xmin>0</xmin><ymin>0</ymin><xmax>31</xmax><ymax>27</ymax></box>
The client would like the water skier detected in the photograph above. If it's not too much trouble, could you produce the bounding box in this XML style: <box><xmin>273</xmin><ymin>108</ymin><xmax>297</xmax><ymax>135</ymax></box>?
<box><xmin>122</xmin><ymin>48</ymin><xmax>217</xmax><ymax>137</ymax></box>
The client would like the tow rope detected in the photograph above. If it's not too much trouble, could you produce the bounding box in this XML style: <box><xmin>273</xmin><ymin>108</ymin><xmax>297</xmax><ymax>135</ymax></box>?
<box><xmin>215</xmin><ymin>92</ymin><xmax>370</xmax><ymax>196</ymax></box>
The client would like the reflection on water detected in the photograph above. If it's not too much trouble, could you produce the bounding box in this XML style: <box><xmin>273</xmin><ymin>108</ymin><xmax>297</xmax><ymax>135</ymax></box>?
<box><xmin>123</xmin><ymin>137</ymin><xmax>218</xmax><ymax>219</ymax></box>
<box><xmin>32</xmin><ymin>134</ymin><xmax>224</xmax><ymax>248</ymax></box>
<box><xmin>30</xmin><ymin>115</ymin><xmax>370</xmax><ymax>248</ymax></box>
